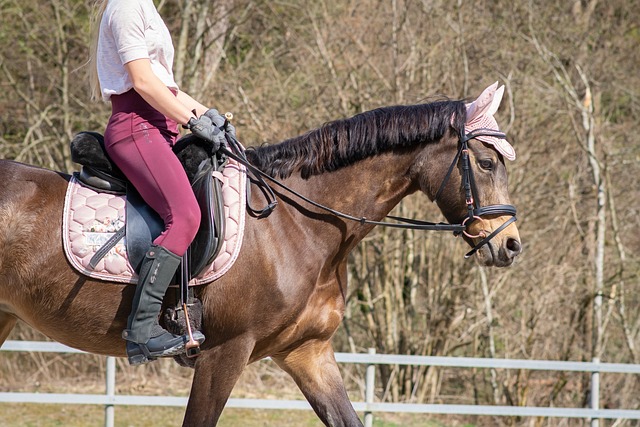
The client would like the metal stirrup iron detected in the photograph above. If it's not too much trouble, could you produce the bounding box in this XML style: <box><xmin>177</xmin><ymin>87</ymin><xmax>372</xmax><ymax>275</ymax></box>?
<box><xmin>181</xmin><ymin>252</ymin><xmax>201</xmax><ymax>358</ymax></box>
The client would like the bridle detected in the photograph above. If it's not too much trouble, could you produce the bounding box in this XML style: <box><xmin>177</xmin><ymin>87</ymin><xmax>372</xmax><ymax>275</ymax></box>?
<box><xmin>433</xmin><ymin>128</ymin><xmax>517</xmax><ymax>258</ymax></box>
<box><xmin>217</xmin><ymin>126</ymin><xmax>516</xmax><ymax>259</ymax></box>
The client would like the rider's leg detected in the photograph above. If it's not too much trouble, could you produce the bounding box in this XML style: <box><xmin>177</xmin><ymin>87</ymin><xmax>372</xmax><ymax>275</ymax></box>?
<box><xmin>104</xmin><ymin>91</ymin><xmax>203</xmax><ymax>364</ymax></box>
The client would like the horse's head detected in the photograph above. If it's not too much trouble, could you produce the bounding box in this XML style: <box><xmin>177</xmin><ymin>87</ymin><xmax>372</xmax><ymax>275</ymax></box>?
<box><xmin>415</xmin><ymin>82</ymin><xmax>522</xmax><ymax>267</ymax></box>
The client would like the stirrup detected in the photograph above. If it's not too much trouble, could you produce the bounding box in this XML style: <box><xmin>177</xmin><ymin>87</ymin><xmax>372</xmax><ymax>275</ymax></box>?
<box><xmin>126</xmin><ymin>331</ymin><xmax>205</xmax><ymax>366</ymax></box>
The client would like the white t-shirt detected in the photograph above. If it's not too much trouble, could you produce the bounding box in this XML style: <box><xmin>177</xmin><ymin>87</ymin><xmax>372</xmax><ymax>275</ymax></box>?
<box><xmin>97</xmin><ymin>0</ymin><xmax>178</xmax><ymax>101</ymax></box>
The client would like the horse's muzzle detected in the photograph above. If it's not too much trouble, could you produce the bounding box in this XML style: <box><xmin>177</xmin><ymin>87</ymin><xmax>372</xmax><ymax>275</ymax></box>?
<box><xmin>464</xmin><ymin>216</ymin><xmax>521</xmax><ymax>267</ymax></box>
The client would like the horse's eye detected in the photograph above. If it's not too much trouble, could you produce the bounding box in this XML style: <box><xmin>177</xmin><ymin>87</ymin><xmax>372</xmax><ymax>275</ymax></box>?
<box><xmin>478</xmin><ymin>159</ymin><xmax>494</xmax><ymax>170</ymax></box>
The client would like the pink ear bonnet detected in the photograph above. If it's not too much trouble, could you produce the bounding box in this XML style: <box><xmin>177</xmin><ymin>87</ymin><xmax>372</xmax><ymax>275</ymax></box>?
<box><xmin>465</xmin><ymin>82</ymin><xmax>516</xmax><ymax>161</ymax></box>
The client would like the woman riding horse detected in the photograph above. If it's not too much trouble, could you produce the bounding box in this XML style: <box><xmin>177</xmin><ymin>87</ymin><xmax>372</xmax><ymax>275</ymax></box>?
<box><xmin>91</xmin><ymin>0</ymin><xmax>235</xmax><ymax>365</ymax></box>
<box><xmin>0</xmin><ymin>82</ymin><xmax>521</xmax><ymax>426</ymax></box>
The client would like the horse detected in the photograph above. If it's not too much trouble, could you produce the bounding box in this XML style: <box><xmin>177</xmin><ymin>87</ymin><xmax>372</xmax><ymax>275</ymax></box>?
<box><xmin>0</xmin><ymin>86</ymin><xmax>521</xmax><ymax>426</ymax></box>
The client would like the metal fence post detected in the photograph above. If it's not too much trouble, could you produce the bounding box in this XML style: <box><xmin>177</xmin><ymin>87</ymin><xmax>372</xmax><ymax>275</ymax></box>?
<box><xmin>590</xmin><ymin>357</ymin><xmax>600</xmax><ymax>427</ymax></box>
<box><xmin>364</xmin><ymin>348</ymin><xmax>376</xmax><ymax>427</ymax></box>
<box><xmin>105</xmin><ymin>356</ymin><xmax>116</xmax><ymax>427</ymax></box>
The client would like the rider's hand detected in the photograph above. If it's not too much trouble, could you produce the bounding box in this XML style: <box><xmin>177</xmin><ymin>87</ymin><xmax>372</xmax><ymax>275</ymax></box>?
<box><xmin>186</xmin><ymin>115</ymin><xmax>225</xmax><ymax>152</ymax></box>
<box><xmin>203</xmin><ymin>108</ymin><xmax>236</xmax><ymax>141</ymax></box>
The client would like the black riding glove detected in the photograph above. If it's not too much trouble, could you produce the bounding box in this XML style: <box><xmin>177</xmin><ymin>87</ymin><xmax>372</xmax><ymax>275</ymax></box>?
<box><xmin>203</xmin><ymin>108</ymin><xmax>237</xmax><ymax>141</ymax></box>
<box><xmin>202</xmin><ymin>108</ymin><xmax>225</xmax><ymax>127</ymax></box>
<box><xmin>186</xmin><ymin>115</ymin><xmax>225</xmax><ymax>152</ymax></box>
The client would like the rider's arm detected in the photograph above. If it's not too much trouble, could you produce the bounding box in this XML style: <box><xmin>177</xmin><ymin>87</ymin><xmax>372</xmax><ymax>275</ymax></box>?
<box><xmin>124</xmin><ymin>58</ymin><xmax>204</xmax><ymax>126</ymax></box>
<box><xmin>176</xmin><ymin>90</ymin><xmax>208</xmax><ymax>118</ymax></box>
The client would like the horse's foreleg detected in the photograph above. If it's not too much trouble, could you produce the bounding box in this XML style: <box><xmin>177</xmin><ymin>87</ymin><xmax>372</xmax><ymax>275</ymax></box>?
<box><xmin>182</xmin><ymin>338</ymin><xmax>253</xmax><ymax>427</ymax></box>
<box><xmin>0</xmin><ymin>311</ymin><xmax>17</xmax><ymax>345</ymax></box>
<box><xmin>273</xmin><ymin>340</ymin><xmax>363</xmax><ymax>427</ymax></box>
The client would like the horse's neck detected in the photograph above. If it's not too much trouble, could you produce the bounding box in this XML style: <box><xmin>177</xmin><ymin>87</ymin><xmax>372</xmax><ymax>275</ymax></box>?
<box><xmin>286</xmin><ymin>150</ymin><xmax>418</xmax><ymax>239</ymax></box>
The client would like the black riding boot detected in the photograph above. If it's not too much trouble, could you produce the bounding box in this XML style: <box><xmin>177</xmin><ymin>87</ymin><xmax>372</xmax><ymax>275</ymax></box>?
<box><xmin>122</xmin><ymin>245</ymin><xmax>205</xmax><ymax>365</ymax></box>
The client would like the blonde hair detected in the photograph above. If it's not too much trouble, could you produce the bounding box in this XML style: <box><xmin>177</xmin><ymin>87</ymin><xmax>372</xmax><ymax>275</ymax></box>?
<box><xmin>89</xmin><ymin>0</ymin><xmax>108</xmax><ymax>102</ymax></box>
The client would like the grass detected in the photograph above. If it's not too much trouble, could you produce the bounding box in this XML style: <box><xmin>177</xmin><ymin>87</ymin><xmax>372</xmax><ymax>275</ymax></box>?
<box><xmin>0</xmin><ymin>404</ymin><xmax>468</xmax><ymax>426</ymax></box>
<box><xmin>0</xmin><ymin>352</ymin><xmax>484</xmax><ymax>427</ymax></box>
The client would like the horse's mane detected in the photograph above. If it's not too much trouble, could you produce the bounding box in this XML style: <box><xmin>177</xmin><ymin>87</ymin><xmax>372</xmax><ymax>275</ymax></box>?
<box><xmin>245</xmin><ymin>100</ymin><xmax>467</xmax><ymax>179</ymax></box>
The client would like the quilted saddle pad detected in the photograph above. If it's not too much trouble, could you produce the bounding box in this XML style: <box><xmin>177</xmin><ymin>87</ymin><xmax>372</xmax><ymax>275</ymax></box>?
<box><xmin>62</xmin><ymin>160</ymin><xmax>246</xmax><ymax>285</ymax></box>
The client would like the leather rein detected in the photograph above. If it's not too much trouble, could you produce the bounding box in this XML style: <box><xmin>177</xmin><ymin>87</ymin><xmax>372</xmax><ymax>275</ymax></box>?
<box><xmin>217</xmin><ymin>127</ymin><xmax>516</xmax><ymax>259</ymax></box>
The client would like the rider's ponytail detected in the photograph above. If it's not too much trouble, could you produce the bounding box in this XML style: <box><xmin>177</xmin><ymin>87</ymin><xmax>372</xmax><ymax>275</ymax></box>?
<box><xmin>88</xmin><ymin>0</ymin><xmax>108</xmax><ymax>102</ymax></box>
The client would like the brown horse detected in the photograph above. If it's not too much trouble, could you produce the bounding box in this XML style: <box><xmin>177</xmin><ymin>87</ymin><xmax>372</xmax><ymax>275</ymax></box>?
<box><xmin>0</xmin><ymin>94</ymin><xmax>521</xmax><ymax>426</ymax></box>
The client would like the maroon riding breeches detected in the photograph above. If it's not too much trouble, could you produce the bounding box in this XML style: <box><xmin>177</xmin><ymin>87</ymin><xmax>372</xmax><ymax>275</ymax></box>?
<box><xmin>104</xmin><ymin>89</ymin><xmax>200</xmax><ymax>256</ymax></box>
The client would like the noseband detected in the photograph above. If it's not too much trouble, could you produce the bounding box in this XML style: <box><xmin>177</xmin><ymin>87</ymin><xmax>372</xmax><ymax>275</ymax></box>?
<box><xmin>433</xmin><ymin>128</ymin><xmax>517</xmax><ymax>258</ymax></box>
<box><xmin>218</xmin><ymin>127</ymin><xmax>516</xmax><ymax>259</ymax></box>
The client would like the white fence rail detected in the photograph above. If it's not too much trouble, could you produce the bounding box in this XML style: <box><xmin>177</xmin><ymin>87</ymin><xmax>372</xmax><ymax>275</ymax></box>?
<box><xmin>2</xmin><ymin>340</ymin><xmax>640</xmax><ymax>427</ymax></box>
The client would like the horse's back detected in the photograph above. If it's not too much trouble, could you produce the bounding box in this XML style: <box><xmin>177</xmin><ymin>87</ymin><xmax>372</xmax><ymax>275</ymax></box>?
<box><xmin>0</xmin><ymin>159</ymin><xmax>68</xmax><ymax>224</ymax></box>
<box><xmin>0</xmin><ymin>160</ymin><xmax>70</xmax><ymax>278</ymax></box>
<box><xmin>0</xmin><ymin>159</ymin><xmax>70</xmax><ymax>184</ymax></box>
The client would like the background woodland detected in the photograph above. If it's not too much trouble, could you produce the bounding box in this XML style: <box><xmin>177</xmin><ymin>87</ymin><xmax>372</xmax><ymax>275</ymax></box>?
<box><xmin>1</xmin><ymin>0</ymin><xmax>639</xmax><ymax>425</ymax></box>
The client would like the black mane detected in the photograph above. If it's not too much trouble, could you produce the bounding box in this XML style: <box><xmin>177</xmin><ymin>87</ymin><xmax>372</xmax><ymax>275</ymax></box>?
<box><xmin>246</xmin><ymin>100</ymin><xmax>467</xmax><ymax>179</ymax></box>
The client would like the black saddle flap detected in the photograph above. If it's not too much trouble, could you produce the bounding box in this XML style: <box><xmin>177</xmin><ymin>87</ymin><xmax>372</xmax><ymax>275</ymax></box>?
<box><xmin>188</xmin><ymin>158</ymin><xmax>225</xmax><ymax>276</ymax></box>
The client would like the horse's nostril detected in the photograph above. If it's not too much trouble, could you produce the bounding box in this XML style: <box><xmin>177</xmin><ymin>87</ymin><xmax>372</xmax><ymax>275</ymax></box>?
<box><xmin>506</xmin><ymin>238</ymin><xmax>522</xmax><ymax>256</ymax></box>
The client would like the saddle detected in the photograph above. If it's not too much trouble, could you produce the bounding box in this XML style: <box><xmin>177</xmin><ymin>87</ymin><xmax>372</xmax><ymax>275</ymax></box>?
<box><xmin>69</xmin><ymin>131</ymin><xmax>226</xmax><ymax>279</ymax></box>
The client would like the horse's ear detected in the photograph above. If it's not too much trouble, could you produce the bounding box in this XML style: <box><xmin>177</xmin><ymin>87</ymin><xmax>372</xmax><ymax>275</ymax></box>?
<box><xmin>488</xmin><ymin>85</ymin><xmax>505</xmax><ymax>116</ymax></box>
<box><xmin>466</xmin><ymin>81</ymin><xmax>499</xmax><ymax>121</ymax></box>
<box><xmin>464</xmin><ymin>82</ymin><xmax>516</xmax><ymax>161</ymax></box>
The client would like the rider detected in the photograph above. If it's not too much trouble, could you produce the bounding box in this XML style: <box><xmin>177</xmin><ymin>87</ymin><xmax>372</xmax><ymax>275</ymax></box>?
<box><xmin>90</xmin><ymin>0</ymin><xmax>231</xmax><ymax>365</ymax></box>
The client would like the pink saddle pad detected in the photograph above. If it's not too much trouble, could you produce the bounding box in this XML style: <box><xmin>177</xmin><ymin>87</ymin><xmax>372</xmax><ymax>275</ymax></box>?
<box><xmin>62</xmin><ymin>159</ymin><xmax>246</xmax><ymax>285</ymax></box>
